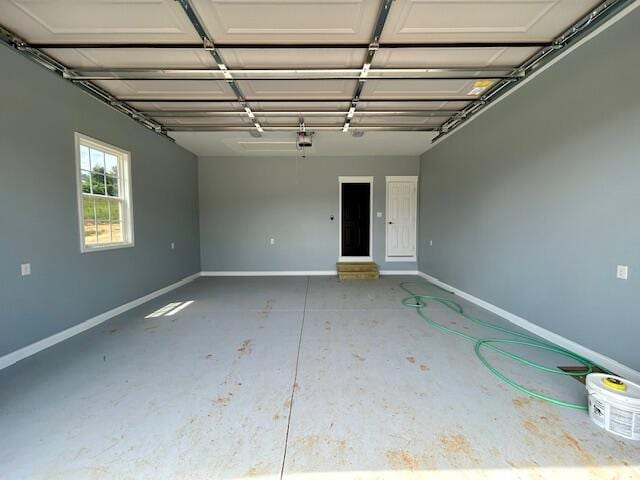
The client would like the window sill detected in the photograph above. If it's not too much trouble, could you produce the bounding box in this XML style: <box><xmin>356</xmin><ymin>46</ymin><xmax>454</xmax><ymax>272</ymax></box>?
<box><xmin>81</xmin><ymin>242</ymin><xmax>134</xmax><ymax>254</ymax></box>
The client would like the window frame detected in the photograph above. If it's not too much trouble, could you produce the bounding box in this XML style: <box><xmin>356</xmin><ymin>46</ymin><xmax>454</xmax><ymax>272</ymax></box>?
<box><xmin>74</xmin><ymin>132</ymin><xmax>134</xmax><ymax>253</ymax></box>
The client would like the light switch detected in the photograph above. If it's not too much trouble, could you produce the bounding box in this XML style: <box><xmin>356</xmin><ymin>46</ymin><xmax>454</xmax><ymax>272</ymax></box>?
<box><xmin>377</xmin><ymin>212</ymin><xmax>383</xmax><ymax>218</ymax></box>
<box><xmin>270</xmin><ymin>238</ymin><xmax>275</xmax><ymax>245</ymax></box>
<box><xmin>21</xmin><ymin>263</ymin><xmax>31</xmax><ymax>276</ymax></box>
<box><xmin>170</xmin><ymin>242</ymin><xmax>175</xmax><ymax>250</ymax></box>
<box><xmin>616</xmin><ymin>265</ymin><xmax>628</xmax><ymax>280</ymax></box>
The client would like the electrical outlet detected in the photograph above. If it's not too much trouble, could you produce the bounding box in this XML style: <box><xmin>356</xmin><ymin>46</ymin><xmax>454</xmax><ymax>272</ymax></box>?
<box><xmin>21</xmin><ymin>263</ymin><xmax>31</xmax><ymax>276</ymax></box>
<box><xmin>170</xmin><ymin>242</ymin><xmax>175</xmax><ymax>250</ymax></box>
<box><xmin>616</xmin><ymin>265</ymin><xmax>628</xmax><ymax>280</ymax></box>
<box><xmin>270</xmin><ymin>238</ymin><xmax>275</xmax><ymax>245</ymax></box>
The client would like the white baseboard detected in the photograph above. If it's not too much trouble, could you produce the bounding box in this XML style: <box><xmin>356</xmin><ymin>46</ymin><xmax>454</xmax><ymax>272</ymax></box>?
<box><xmin>0</xmin><ymin>272</ymin><xmax>201</xmax><ymax>371</ymax></box>
<box><xmin>201</xmin><ymin>271</ymin><xmax>337</xmax><ymax>276</ymax></box>
<box><xmin>201</xmin><ymin>270</ymin><xmax>419</xmax><ymax>276</ymax></box>
<box><xmin>416</xmin><ymin>271</ymin><xmax>640</xmax><ymax>385</ymax></box>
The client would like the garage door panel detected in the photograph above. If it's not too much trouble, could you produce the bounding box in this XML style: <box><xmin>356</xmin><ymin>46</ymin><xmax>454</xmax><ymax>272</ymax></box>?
<box><xmin>351</xmin><ymin>115</ymin><xmax>445</xmax><ymax>126</ymax></box>
<box><xmin>259</xmin><ymin>116</ymin><xmax>344</xmax><ymax>127</ymax></box>
<box><xmin>44</xmin><ymin>48</ymin><xmax>217</xmax><ymax>69</ymax></box>
<box><xmin>94</xmin><ymin>79</ymin><xmax>237</xmax><ymax>100</ymax></box>
<box><xmin>358</xmin><ymin>100</ymin><xmax>470</xmax><ymax>110</ymax></box>
<box><xmin>381</xmin><ymin>0</ymin><xmax>601</xmax><ymax>42</ymax></box>
<box><xmin>248</xmin><ymin>101</ymin><xmax>352</xmax><ymax>111</ymax></box>
<box><xmin>219</xmin><ymin>48</ymin><xmax>367</xmax><ymax>69</ymax></box>
<box><xmin>128</xmin><ymin>101</ymin><xmax>242</xmax><ymax>111</ymax></box>
<box><xmin>372</xmin><ymin>46</ymin><xmax>539</xmax><ymax>68</ymax></box>
<box><xmin>2</xmin><ymin>0</ymin><xmax>200</xmax><ymax>43</ymax></box>
<box><xmin>152</xmin><ymin>116</ymin><xmax>253</xmax><ymax>126</ymax></box>
<box><xmin>236</xmin><ymin>79</ymin><xmax>357</xmax><ymax>100</ymax></box>
<box><xmin>190</xmin><ymin>0</ymin><xmax>380</xmax><ymax>43</ymax></box>
<box><xmin>362</xmin><ymin>78</ymin><xmax>495</xmax><ymax>99</ymax></box>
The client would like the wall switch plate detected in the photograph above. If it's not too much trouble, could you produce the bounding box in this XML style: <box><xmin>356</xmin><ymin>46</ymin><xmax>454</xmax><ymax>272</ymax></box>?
<box><xmin>429</xmin><ymin>240</ymin><xmax>433</xmax><ymax>246</ymax></box>
<box><xmin>170</xmin><ymin>242</ymin><xmax>175</xmax><ymax>250</ymax></box>
<box><xmin>270</xmin><ymin>238</ymin><xmax>275</xmax><ymax>245</ymax></box>
<box><xmin>377</xmin><ymin>212</ymin><xmax>383</xmax><ymax>218</ymax></box>
<box><xmin>21</xmin><ymin>263</ymin><xmax>31</xmax><ymax>276</ymax></box>
<box><xmin>616</xmin><ymin>265</ymin><xmax>629</xmax><ymax>280</ymax></box>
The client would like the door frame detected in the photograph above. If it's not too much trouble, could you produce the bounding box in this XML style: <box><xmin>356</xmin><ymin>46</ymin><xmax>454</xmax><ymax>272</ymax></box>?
<box><xmin>385</xmin><ymin>176</ymin><xmax>418</xmax><ymax>262</ymax></box>
<box><xmin>338</xmin><ymin>176</ymin><xmax>374</xmax><ymax>262</ymax></box>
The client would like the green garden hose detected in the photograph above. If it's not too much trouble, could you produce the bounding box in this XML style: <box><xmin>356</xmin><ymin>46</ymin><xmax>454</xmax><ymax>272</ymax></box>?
<box><xmin>400</xmin><ymin>280</ymin><xmax>607</xmax><ymax>410</ymax></box>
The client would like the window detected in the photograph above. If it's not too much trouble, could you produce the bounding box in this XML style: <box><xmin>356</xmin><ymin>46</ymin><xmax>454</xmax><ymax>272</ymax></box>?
<box><xmin>75</xmin><ymin>133</ymin><xmax>134</xmax><ymax>252</ymax></box>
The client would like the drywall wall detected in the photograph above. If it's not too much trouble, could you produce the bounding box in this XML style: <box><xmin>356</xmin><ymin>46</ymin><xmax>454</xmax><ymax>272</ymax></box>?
<box><xmin>0</xmin><ymin>46</ymin><xmax>200</xmax><ymax>357</ymax></box>
<box><xmin>199</xmin><ymin>155</ymin><xmax>419</xmax><ymax>271</ymax></box>
<box><xmin>418</xmin><ymin>7</ymin><xmax>640</xmax><ymax>370</ymax></box>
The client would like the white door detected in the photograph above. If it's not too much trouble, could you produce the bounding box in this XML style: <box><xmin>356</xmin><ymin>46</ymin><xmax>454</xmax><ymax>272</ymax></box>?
<box><xmin>386</xmin><ymin>177</ymin><xmax>417</xmax><ymax>261</ymax></box>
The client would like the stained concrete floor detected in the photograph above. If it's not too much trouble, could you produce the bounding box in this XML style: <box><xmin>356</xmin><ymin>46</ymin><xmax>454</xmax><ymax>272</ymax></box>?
<box><xmin>1</xmin><ymin>276</ymin><xmax>638</xmax><ymax>480</ymax></box>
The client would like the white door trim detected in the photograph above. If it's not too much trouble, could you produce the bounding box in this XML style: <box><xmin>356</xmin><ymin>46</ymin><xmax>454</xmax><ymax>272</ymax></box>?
<box><xmin>338</xmin><ymin>176</ymin><xmax>373</xmax><ymax>262</ymax></box>
<box><xmin>385</xmin><ymin>176</ymin><xmax>418</xmax><ymax>263</ymax></box>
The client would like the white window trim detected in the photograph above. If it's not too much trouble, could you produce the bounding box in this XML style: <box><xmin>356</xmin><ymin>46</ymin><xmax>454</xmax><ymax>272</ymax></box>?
<box><xmin>74</xmin><ymin>132</ymin><xmax>134</xmax><ymax>253</ymax></box>
<box><xmin>338</xmin><ymin>176</ymin><xmax>374</xmax><ymax>263</ymax></box>
<box><xmin>385</xmin><ymin>175</ymin><xmax>418</xmax><ymax>263</ymax></box>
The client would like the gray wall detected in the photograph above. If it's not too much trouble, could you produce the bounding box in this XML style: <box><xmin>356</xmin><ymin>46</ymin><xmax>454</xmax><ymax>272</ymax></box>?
<box><xmin>199</xmin><ymin>155</ymin><xmax>419</xmax><ymax>271</ymax></box>
<box><xmin>0</xmin><ymin>46</ymin><xmax>200</xmax><ymax>356</ymax></box>
<box><xmin>418</xmin><ymin>9</ymin><xmax>640</xmax><ymax>370</ymax></box>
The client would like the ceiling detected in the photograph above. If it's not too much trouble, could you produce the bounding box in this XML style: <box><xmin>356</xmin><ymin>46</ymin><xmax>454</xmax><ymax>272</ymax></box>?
<box><xmin>0</xmin><ymin>0</ymin><xmax>605</xmax><ymax>156</ymax></box>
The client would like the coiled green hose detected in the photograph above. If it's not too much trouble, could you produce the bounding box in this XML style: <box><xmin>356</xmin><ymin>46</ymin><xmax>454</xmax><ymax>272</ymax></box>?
<box><xmin>400</xmin><ymin>280</ymin><xmax>606</xmax><ymax>410</ymax></box>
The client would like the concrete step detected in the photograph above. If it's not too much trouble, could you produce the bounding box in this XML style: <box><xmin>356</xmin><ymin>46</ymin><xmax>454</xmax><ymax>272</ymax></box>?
<box><xmin>336</xmin><ymin>262</ymin><xmax>378</xmax><ymax>273</ymax></box>
<box><xmin>338</xmin><ymin>271</ymin><xmax>380</xmax><ymax>281</ymax></box>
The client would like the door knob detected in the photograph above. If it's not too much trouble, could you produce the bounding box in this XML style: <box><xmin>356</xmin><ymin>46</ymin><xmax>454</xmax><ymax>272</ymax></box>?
<box><xmin>388</xmin><ymin>221</ymin><xmax>393</xmax><ymax>224</ymax></box>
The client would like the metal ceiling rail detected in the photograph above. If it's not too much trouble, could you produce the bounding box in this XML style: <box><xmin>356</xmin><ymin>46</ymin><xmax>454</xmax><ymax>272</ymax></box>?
<box><xmin>64</xmin><ymin>66</ymin><xmax>518</xmax><ymax>81</ymax></box>
<box><xmin>142</xmin><ymin>110</ymin><xmax>461</xmax><ymax>117</ymax></box>
<box><xmin>175</xmin><ymin>0</ymin><xmax>264</xmax><ymax>133</ymax></box>
<box><xmin>165</xmin><ymin>125</ymin><xmax>441</xmax><ymax>132</ymax></box>
<box><xmin>68</xmin><ymin>74</ymin><xmax>512</xmax><ymax>81</ymax></box>
<box><xmin>115</xmin><ymin>97</ymin><xmax>475</xmax><ymax>103</ymax></box>
<box><xmin>433</xmin><ymin>0</ymin><xmax>634</xmax><ymax>143</ymax></box>
<box><xmin>68</xmin><ymin>67</ymin><xmax>516</xmax><ymax>73</ymax></box>
<box><xmin>0</xmin><ymin>24</ymin><xmax>166</xmax><ymax>136</ymax></box>
<box><xmin>343</xmin><ymin>0</ymin><xmax>395</xmax><ymax>133</ymax></box>
<box><xmin>32</xmin><ymin>42</ymin><xmax>550</xmax><ymax>50</ymax></box>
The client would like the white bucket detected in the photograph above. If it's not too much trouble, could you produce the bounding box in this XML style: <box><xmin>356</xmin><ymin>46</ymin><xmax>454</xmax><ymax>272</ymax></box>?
<box><xmin>586</xmin><ymin>373</ymin><xmax>640</xmax><ymax>441</ymax></box>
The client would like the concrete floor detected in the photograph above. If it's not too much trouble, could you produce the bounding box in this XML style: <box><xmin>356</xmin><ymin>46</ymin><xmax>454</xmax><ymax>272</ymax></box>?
<box><xmin>1</xmin><ymin>276</ymin><xmax>638</xmax><ymax>479</ymax></box>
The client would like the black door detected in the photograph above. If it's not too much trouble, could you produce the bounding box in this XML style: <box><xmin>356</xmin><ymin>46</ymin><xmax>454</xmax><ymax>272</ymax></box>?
<box><xmin>341</xmin><ymin>183</ymin><xmax>370</xmax><ymax>257</ymax></box>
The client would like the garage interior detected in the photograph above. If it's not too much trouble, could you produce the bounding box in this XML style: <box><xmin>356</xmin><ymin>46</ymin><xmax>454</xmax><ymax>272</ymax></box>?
<box><xmin>1</xmin><ymin>1</ymin><xmax>639</xmax><ymax>479</ymax></box>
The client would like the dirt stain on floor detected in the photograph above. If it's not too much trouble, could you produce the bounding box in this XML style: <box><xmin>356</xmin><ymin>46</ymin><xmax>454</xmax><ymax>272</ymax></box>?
<box><xmin>352</xmin><ymin>353</ymin><xmax>366</xmax><ymax>362</ymax></box>
<box><xmin>214</xmin><ymin>393</ymin><xmax>233</xmax><ymax>406</ymax></box>
<box><xmin>243</xmin><ymin>463</ymin><xmax>270</xmax><ymax>476</ymax></box>
<box><xmin>512</xmin><ymin>396</ymin><xmax>533</xmax><ymax>408</ymax></box>
<box><xmin>419</xmin><ymin>363</ymin><xmax>429</xmax><ymax>372</ymax></box>
<box><xmin>406</xmin><ymin>356</ymin><xmax>416</xmax><ymax>364</ymax></box>
<box><xmin>237</xmin><ymin>339</ymin><xmax>253</xmax><ymax>357</ymax></box>
<box><xmin>297</xmin><ymin>435</ymin><xmax>321</xmax><ymax>451</ymax></box>
<box><xmin>561</xmin><ymin>431</ymin><xmax>596</xmax><ymax>466</ymax></box>
<box><xmin>260</xmin><ymin>299</ymin><xmax>274</xmax><ymax>318</ymax></box>
<box><xmin>523</xmin><ymin>419</ymin><xmax>539</xmax><ymax>434</ymax></box>
<box><xmin>438</xmin><ymin>432</ymin><xmax>481</xmax><ymax>466</ymax></box>
<box><xmin>385</xmin><ymin>449</ymin><xmax>420</xmax><ymax>470</ymax></box>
